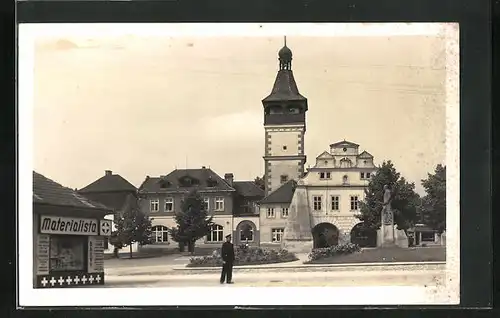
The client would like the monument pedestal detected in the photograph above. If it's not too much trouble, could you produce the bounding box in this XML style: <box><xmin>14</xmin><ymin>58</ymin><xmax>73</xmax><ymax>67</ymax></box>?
<box><xmin>378</xmin><ymin>222</ymin><xmax>396</xmax><ymax>247</ymax></box>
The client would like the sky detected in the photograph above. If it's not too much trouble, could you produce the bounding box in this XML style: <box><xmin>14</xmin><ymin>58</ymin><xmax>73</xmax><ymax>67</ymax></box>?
<box><xmin>32</xmin><ymin>27</ymin><xmax>448</xmax><ymax>195</ymax></box>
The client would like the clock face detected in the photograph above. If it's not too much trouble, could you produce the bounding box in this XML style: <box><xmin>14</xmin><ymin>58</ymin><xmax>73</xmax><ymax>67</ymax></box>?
<box><xmin>343</xmin><ymin>147</ymin><xmax>347</xmax><ymax>152</ymax></box>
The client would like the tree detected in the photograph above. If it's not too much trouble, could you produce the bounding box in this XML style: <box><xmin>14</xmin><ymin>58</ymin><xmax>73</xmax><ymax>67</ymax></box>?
<box><xmin>254</xmin><ymin>175</ymin><xmax>265</xmax><ymax>190</ymax></box>
<box><xmin>420</xmin><ymin>164</ymin><xmax>446</xmax><ymax>233</ymax></box>
<box><xmin>356</xmin><ymin>160</ymin><xmax>420</xmax><ymax>232</ymax></box>
<box><xmin>112</xmin><ymin>198</ymin><xmax>152</xmax><ymax>259</ymax></box>
<box><xmin>169</xmin><ymin>190</ymin><xmax>214</xmax><ymax>254</ymax></box>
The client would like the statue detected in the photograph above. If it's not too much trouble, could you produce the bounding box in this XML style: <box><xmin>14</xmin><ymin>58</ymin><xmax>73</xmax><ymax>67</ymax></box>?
<box><xmin>382</xmin><ymin>184</ymin><xmax>393</xmax><ymax>225</ymax></box>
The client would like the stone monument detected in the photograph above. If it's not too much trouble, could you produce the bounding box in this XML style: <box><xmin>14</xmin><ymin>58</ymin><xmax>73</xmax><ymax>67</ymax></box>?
<box><xmin>282</xmin><ymin>180</ymin><xmax>313</xmax><ymax>253</ymax></box>
<box><xmin>379</xmin><ymin>184</ymin><xmax>396</xmax><ymax>247</ymax></box>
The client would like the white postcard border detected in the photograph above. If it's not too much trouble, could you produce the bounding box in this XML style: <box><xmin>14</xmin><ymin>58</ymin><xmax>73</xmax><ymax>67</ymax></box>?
<box><xmin>18</xmin><ymin>22</ymin><xmax>460</xmax><ymax>307</ymax></box>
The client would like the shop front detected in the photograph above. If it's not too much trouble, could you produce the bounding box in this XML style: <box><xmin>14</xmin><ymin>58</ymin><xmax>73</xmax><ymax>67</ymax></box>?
<box><xmin>34</xmin><ymin>214</ymin><xmax>112</xmax><ymax>288</ymax></box>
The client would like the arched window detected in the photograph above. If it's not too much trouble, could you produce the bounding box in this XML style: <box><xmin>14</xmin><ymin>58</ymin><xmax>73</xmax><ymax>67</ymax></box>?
<box><xmin>151</xmin><ymin>225</ymin><xmax>169</xmax><ymax>243</ymax></box>
<box><xmin>342</xmin><ymin>175</ymin><xmax>349</xmax><ymax>184</ymax></box>
<box><xmin>206</xmin><ymin>224</ymin><xmax>224</xmax><ymax>242</ymax></box>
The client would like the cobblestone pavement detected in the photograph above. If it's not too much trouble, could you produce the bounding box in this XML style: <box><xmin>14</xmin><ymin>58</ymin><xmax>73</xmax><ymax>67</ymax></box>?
<box><xmin>103</xmin><ymin>268</ymin><xmax>445</xmax><ymax>288</ymax></box>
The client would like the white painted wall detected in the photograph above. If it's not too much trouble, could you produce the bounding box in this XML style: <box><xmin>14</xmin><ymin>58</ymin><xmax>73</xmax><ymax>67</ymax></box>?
<box><xmin>259</xmin><ymin>203</ymin><xmax>289</xmax><ymax>244</ymax></box>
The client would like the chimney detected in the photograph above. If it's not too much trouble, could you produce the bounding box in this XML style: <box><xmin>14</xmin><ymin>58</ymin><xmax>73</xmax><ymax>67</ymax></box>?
<box><xmin>224</xmin><ymin>173</ymin><xmax>234</xmax><ymax>186</ymax></box>
<box><xmin>105</xmin><ymin>170</ymin><xmax>112</xmax><ymax>176</ymax></box>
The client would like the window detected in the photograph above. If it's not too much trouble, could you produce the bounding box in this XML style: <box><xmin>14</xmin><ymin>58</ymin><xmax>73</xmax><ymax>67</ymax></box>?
<box><xmin>203</xmin><ymin>197</ymin><xmax>210</xmax><ymax>211</ymax></box>
<box><xmin>240</xmin><ymin>227</ymin><xmax>254</xmax><ymax>242</ymax></box>
<box><xmin>342</xmin><ymin>175</ymin><xmax>348</xmax><ymax>184</ymax></box>
<box><xmin>421</xmin><ymin>232</ymin><xmax>436</xmax><ymax>242</ymax></box>
<box><xmin>319</xmin><ymin>172</ymin><xmax>331</xmax><ymax>180</ymax></box>
<box><xmin>280</xmin><ymin>175</ymin><xmax>288</xmax><ymax>184</ymax></box>
<box><xmin>215</xmin><ymin>197</ymin><xmax>224</xmax><ymax>211</ymax></box>
<box><xmin>267</xmin><ymin>208</ymin><xmax>275</xmax><ymax>218</ymax></box>
<box><xmin>331</xmin><ymin>196</ymin><xmax>340</xmax><ymax>211</ymax></box>
<box><xmin>103</xmin><ymin>237</ymin><xmax>109</xmax><ymax>250</ymax></box>
<box><xmin>282</xmin><ymin>207</ymin><xmax>289</xmax><ymax>217</ymax></box>
<box><xmin>151</xmin><ymin>225</ymin><xmax>169</xmax><ymax>243</ymax></box>
<box><xmin>282</xmin><ymin>145</ymin><xmax>287</xmax><ymax>150</ymax></box>
<box><xmin>206</xmin><ymin>224</ymin><xmax>224</xmax><ymax>242</ymax></box>
<box><xmin>50</xmin><ymin>235</ymin><xmax>85</xmax><ymax>272</ymax></box>
<box><xmin>150</xmin><ymin>199</ymin><xmax>159</xmax><ymax>212</ymax></box>
<box><xmin>272</xmin><ymin>228</ymin><xmax>285</xmax><ymax>243</ymax></box>
<box><xmin>164</xmin><ymin>197</ymin><xmax>173</xmax><ymax>212</ymax></box>
<box><xmin>350</xmin><ymin>196</ymin><xmax>359</xmax><ymax>211</ymax></box>
<box><xmin>313</xmin><ymin>196</ymin><xmax>322</xmax><ymax>211</ymax></box>
<box><xmin>360</xmin><ymin>172</ymin><xmax>371</xmax><ymax>180</ymax></box>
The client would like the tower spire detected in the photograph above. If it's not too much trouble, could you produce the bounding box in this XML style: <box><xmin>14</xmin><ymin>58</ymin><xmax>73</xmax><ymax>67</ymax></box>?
<box><xmin>278</xmin><ymin>37</ymin><xmax>293</xmax><ymax>70</ymax></box>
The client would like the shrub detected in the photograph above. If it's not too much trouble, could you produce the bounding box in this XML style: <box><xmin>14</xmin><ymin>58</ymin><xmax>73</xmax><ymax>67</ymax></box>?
<box><xmin>307</xmin><ymin>242</ymin><xmax>361</xmax><ymax>261</ymax></box>
<box><xmin>187</xmin><ymin>246</ymin><xmax>298</xmax><ymax>267</ymax></box>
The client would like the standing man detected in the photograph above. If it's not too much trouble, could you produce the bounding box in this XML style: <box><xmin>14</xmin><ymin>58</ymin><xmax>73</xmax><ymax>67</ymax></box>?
<box><xmin>220</xmin><ymin>234</ymin><xmax>235</xmax><ymax>284</ymax></box>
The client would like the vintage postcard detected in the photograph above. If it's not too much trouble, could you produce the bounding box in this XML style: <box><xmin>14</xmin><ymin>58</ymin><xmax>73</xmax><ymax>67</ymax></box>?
<box><xmin>18</xmin><ymin>23</ymin><xmax>459</xmax><ymax>306</ymax></box>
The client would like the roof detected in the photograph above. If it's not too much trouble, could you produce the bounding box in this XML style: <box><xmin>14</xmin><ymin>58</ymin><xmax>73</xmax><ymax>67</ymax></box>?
<box><xmin>260</xmin><ymin>180</ymin><xmax>297</xmax><ymax>204</ymax></box>
<box><xmin>138</xmin><ymin>168</ymin><xmax>235</xmax><ymax>193</ymax></box>
<box><xmin>330</xmin><ymin>140</ymin><xmax>360</xmax><ymax>148</ymax></box>
<box><xmin>262</xmin><ymin>70</ymin><xmax>307</xmax><ymax>102</ymax></box>
<box><xmin>33</xmin><ymin>171</ymin><xmax>111</xmax><ymax>211</ymax></box>
<box><xmin>232</xmin><ymin>181</ymin><xmax>265</xmax><ymax>198</ymax></box>
<box><xmin>79</xmin><ymin>172</ymin><xmax>136</xmax><ymax>193</ymax></box>
<box><xmin>358</xmin><ymin>150</ymin><xmax>374</xmax><ymax>159</ymax></box>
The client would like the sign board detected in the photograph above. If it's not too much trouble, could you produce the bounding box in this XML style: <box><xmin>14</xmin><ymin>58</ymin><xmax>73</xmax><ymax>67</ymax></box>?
<box><xmin>40</xmin><ymin>215</ymin><xmax>98</xmax><ymax>236</ymax></box>
<box><xmin>88</xmin><ymin>236</ymin><xmax>104</xmax><ymax>273</ymax></box>
<box><xmin>36</xmin><ymin>234</ymin><xmax>50</xmax><ymax>275</ymax></box>
<box><xmin>99</xmin><ymin>219</ymin><xmax>112</xmax><ymax>236</ymax></box>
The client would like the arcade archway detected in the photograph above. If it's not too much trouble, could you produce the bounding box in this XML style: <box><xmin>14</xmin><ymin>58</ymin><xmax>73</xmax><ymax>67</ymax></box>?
<box><xmin>312</xmin><ymin>223</ymin><xmax>339</xmax><ymax>248</ymax></box>
<box><xmin>350</xmin><ymin>222</ymin><xmax>377</xmax><ymax>247</ymax></box>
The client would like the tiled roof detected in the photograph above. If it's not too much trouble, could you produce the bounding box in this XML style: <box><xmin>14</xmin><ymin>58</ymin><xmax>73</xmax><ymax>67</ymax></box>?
<box><xmin>78</xmin><ymin>172</ymin><xmax>136</xmax><ymax>193</ymax></box>
<box><xmin>330</xmin><ymin>140</ymin><xmax>360</xmax><ymax>148</ymax></box>
<box><xmin>260</xmin><ymin>180</ymin><xmax>297</xmax><ymax>204</ymax></box>
<box><xmin>33</xmin><ymin>171</ymin><xmax>112</xmax><ymax>211</ymax></box>
<box><xmin>138</xmin><ymin>168</ymin><xmax>235</xmax><ymax>193</ymax></box>
<box><xmin>232</xmin><ymin>181</ymin><xmax>265</xmax><ymax>198</ymax></box>
<box><xmin>262</xmin><ymin>70</ymin><xmax>307</xmax><ymax>102</ymax></box>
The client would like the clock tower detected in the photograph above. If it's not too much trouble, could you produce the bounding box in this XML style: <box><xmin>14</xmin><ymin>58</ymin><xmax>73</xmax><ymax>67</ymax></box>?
<box><xmin>262</xmin><ymin>38</ymin><xmax>308</xmax><ymax>195</ymax></box>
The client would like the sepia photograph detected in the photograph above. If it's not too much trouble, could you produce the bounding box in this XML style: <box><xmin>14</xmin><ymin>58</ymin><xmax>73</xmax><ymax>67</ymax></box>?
<box><xmin>18</xmin><ymin>23</ymin><xmax>459</xmax><ymax>306</ymax></box>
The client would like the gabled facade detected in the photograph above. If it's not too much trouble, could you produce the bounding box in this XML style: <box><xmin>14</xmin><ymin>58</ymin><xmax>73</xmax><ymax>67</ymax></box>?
<box><xmin>282</xmin><ymin>141</ymin><xmax>378</xmax><ymax>251</ymax></box>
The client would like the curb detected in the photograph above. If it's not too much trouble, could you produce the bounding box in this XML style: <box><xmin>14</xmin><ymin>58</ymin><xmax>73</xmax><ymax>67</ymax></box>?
<box><xmin>172</xmin><ymin>261</ymin><xmax>446</xmax><ymax>271</ymax></box>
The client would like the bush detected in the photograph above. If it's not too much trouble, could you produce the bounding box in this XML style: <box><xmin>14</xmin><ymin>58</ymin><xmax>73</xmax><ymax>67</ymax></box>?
<box><xmin>188</xmin><ymin>246</ymin><xmax>298</xmax><ymax>267</ymax></box>
<box><xmin>307</xmin><ymin>242</ymin><xmax>361</xmax><ymax>262</ymax></box>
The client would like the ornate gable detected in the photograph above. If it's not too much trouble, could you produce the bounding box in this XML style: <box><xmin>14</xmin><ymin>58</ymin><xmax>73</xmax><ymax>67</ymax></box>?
<box><xmin>358</xmin><ymin>150</ymin><xmax>374</xmax><ymax>159</ymax></box>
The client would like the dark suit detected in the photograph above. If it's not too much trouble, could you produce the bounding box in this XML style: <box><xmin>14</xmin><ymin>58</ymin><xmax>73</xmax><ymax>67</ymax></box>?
<box><xmin>220</xmin><ymin>241</ymin><xmax>235</xmax><ymax>283</ymax></box>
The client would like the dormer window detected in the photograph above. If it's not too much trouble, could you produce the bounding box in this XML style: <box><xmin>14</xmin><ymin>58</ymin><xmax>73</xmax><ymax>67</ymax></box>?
<box><xmin>159</xmin><ymin>180</ymin><xmax>170</xmax><ymax>188</ymax></box>
<box><xmin>206</xmin><ymin>177</ymin><xmax>218</xmax><ymax>187</ymax></box>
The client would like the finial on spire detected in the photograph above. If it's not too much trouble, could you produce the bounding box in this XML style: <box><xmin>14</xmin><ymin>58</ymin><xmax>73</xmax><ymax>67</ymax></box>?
<box><xmin>284</xmin><ymin>35</ymin><xmax>287</xmax><ymax>47</ymax></box>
